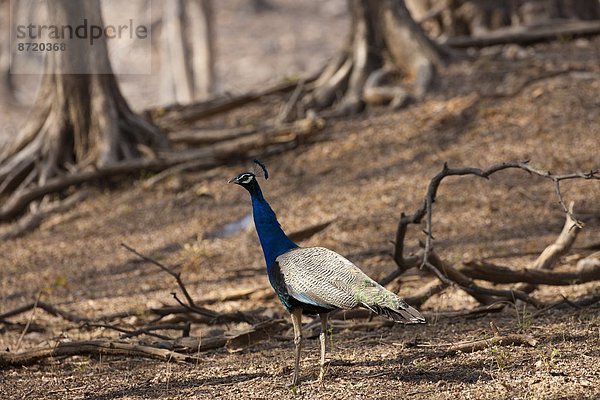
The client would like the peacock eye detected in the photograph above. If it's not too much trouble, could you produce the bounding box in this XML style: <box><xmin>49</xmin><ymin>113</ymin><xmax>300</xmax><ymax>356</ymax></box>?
<box><xmin>240</xmin><ymin>174</ymin><xmax>254</xmax><ymax>184</ymax></box>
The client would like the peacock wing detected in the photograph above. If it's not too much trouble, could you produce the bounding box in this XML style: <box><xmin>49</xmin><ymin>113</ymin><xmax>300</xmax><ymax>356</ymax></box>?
<box><xmin>275</xmin><ymin>247</ymin><xmax>371</xmax><ymax>310</ymax></box>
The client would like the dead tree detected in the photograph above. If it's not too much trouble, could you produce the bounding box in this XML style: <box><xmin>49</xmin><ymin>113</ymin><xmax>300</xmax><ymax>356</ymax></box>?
<box><xmin>0</xmin><ymin>0</ymin><xmax>167</xmax><ymax>198</ymax></box>
<box><xmin>160</xmin><ymin>0</ymin><xmax>216</xmax><ymax>104</ymax></box>
<box><xmin>298</xmin><ymin>0</ymin><xmax>447</xmax><ymax>116</ymax></box>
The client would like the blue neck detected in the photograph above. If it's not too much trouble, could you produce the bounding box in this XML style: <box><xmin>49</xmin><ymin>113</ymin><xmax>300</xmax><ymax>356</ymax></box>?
<box><xmin>247</xmin><ymin>183</ymin><xmax>298</xmax><ymax>271</ymax></box>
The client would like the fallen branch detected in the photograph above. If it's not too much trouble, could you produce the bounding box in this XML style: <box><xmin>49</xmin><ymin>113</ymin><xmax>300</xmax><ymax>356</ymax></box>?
<box><xmin>0</xmin><ymin>157</ymin><xmax>196</xmax><ymax>222</ymax></box>
<box><xmin>149</xmin><ymin>77</ymin><xmax>314</xmax><ymax>131</ymax></box>
<box><xmin>425</xmin><ymin>252</ymin><xmax>543</xmax><ymax>308</ymax></box>
<box><xmin>388</xmin><ymin>161</ymin><xmax>598</xmax><ymax>307</ymax></box>
<box><xmin>0</xmin><ymin>339</ymin><xmax>199</xmax><ymax>368</ymax></box>
<box><xmin>151</xmin><ymin>319</ymin><xmax>288</xmax><ymax>353</ymax></box>
<box><xmin>427</xmin><ymin>303</ymin><xmax>506</xmax><ymax>319</ymax></box>
<box><xmin>141</xmin><ymin>161</ymin><xmax>217</xmax><ymax>188</ymax></box>
<box><xmin>226</xmin><ymin>319</ymin><xmax>288</xmax><ymax>352</ymax></box>
<box><xmin>394</xmin><ymin>162</ymin><xmax>597</xmax><ymax>273</ymax></box>
<box><xmin>443</xmin><ymin>20</ymin><xmax>600</xmax><ymax>49</ymax></box>
<box><xmin>533</xmin><ymin>291</ymin><xmax>600</xmax><ymax>317</ymax></box>
<box><xmin>462</xmin><ymin>260</ymin><xmax>600</xmax><ymax>285</ymax></box>
<box><xmin>0</xmin><ymin>300</ymin><xmax>91</xmax><ymax>324</ymax></box>
<box><xmin>0</xmin><ymin>321</ymin><xmax>45</xmax><ymax>334</ymax></box>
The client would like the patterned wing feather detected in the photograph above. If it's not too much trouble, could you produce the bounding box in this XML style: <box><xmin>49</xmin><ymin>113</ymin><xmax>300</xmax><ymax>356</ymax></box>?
<box><xmin>276</xmin><ymin>247</ymin><xmax>360</xmax><ymax>309</ymax></box>
<box><xmin>275</xmin><ymin>247</ymin><xmax>425</xmax><ymax>324</ymax></box>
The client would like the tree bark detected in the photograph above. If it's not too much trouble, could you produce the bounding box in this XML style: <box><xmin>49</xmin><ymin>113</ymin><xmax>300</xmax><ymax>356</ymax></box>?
<box><xmin>160</xmin><ymin>0</ymin><xmax>215</xmax><ymax>104</ymax></box>
<box><xmin>0</xmin><ymin>0</ymin><xmax>16</xmax><ymax>104</ymax></box>
<box><xmin>302</xmin><ymin>0</ymin><xmax>447</xmax><ymax>116</ymax></box>
<box><xmin>0</xmin><ymin>0</ymin><xmax>166</xmax><ymax>197</ymax></box>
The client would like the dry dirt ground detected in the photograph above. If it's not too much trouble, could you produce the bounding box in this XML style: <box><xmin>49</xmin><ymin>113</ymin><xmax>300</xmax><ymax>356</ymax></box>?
<box><xmin>1</xmin><ymin>2</ymin><xmax>600</xmax><ymax>400</ymax></box>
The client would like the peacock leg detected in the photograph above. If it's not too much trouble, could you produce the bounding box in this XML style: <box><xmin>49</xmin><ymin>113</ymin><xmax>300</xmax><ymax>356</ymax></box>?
<box><xmin>318</xmin><ymin>312</ymin><xmax>329</xmax><ymax>383</ymax></box>
<box><xmin>290</xmin><ymin>308</ymin><xmax>303</xmax><ymax>386</ymax></box>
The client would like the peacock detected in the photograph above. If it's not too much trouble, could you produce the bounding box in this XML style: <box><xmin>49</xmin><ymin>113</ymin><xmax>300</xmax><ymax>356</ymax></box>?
<box><xmin>229</xmin><ymin>161</ymin><xmax>425</xmax><ymax>386</ymax></box>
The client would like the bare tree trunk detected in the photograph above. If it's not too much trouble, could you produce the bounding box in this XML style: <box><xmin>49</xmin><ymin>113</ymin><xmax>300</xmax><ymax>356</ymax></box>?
<box><xmin>0</xmin><ymin>0</ymin><xmax>16</xmax><ymax>104</ymax></box>
<box><xmin>303</xmin><ymin>0</ymin><xmax>447</xmax><ymax>116</ymax></box>
<box><xmin>160</xmin><ymin>0</ymin><xmax>215</xmax><ymax>104</ymax></box>
<box><xmin>188</xmin><ymin>0</ymin><xmax>216</xmax><ymax>97</ymax></box>
<box><xmin>0</xmin><ymin>0</ymin><xmax>166</xmax><ymax>196</ymax></box>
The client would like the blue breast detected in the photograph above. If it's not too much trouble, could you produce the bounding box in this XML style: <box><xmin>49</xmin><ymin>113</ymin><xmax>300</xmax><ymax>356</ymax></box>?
<box><xmin>249</xmin><ymin>185</ymin><xmax>298</xmax><ymax>273</ymax></box>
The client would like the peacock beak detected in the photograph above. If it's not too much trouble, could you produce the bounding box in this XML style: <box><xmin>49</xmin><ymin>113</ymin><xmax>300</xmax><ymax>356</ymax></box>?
<box><xmin>228</xmin><ymin>176</ymin><xmax>238</xmax><ymax>184</ymax></box>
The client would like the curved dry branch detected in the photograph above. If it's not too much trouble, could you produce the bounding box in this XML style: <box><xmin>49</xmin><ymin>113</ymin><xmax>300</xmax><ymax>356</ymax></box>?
<box><xmin>392</xmin><ymin>161</ymin><xmax>598</xmax><ymax>275</ymax></box>
<box><xmin>387</xmin><ymin>160</ymin><xmax>599</xmax><ymax>308</ymax></box>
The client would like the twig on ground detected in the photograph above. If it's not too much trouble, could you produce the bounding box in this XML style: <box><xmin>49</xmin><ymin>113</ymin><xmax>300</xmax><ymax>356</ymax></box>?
<box><xmin>121</xmin><ymin>243</ymin><xmax>199</xmax><ymax>309</ymax></box>
<box><xmin>141</xmin><ymin>160</ymin><xmax>215</xmax><ymax>188</ymax></box>
<box><xmin>0</xmin><ymin>300</ymin><xmax>91</xmax><ymax>324</ymax></box>
<box><xmin>195</xmin><ymin>286</ymin><xmax>272</xmax><ymax>305</ymax></box>
<box><xmin>150</xmin><ymin>319</ymin><xmax>288</xmax><ymax>353</ymax></box>
<box><xmin>15</xmin><ymin>291</ymin><xmax>42</xmax><ymax>351</ymax></box>
<box><xmin>329</xmin><ymin>302</ymin><xmax>506</xmax><ymax>323</ymax></box>
<box><xmin>82</xmin><ymin>323</ymin><xmax>175</xmax><ymax>341</ymax></box>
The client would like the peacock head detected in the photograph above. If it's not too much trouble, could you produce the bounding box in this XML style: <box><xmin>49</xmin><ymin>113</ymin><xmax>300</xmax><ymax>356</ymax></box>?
<box><xmin>228</xmin><ymin>172</ymin><xmax>258</xmax><ymax>190</ymax></box>
<box><xmin>228</xmin><ymin>160</ymin><xmax>269</xmax><ymax>191</ymax></box>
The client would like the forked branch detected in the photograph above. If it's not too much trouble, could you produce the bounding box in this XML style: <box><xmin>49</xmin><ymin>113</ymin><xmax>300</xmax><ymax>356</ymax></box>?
<box><xmin>393</xmin><ymin>161</ymin><xmax>598</xmax><ymax>273</ymax></box>
<box><xmin>391</xmin><ymin>161</ymin><xmax>598</xmax><ymax>308</ymax></box>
